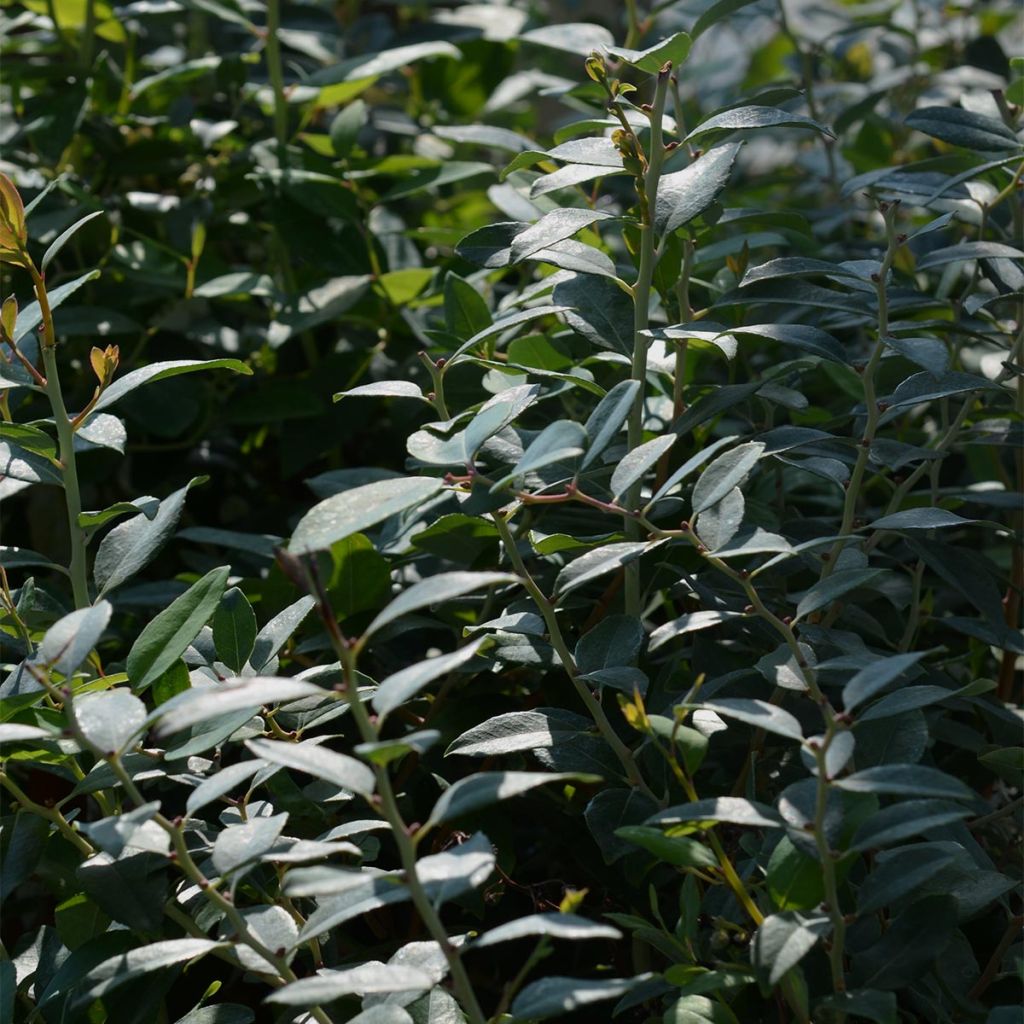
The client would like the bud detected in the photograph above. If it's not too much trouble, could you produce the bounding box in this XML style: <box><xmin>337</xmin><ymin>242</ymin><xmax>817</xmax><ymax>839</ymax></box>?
<box><xmin>0</xmin><ymin>173</ymin><xmax>27</xmax><ymax>265</ymax></box>
<box><xmin>0</xmin><ymin>295</ymin><xmax>16</xmax><ymax>341</ymax></box>
<box><xmin>89</xmin><ymin>344</ymin><xmax>120</xmax><ymax>387</ymax></box>
<box><xmin>584</xmin><ymin>54</ymin><xmax>606</xmax><ymax>84</ymax></box>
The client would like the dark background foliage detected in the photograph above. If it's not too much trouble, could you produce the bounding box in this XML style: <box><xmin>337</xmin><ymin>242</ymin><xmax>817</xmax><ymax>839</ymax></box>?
<box><xmin>0</xmin><ymin>0</ymin><xmax>1021</xmax><ymax>1023</ymax></box>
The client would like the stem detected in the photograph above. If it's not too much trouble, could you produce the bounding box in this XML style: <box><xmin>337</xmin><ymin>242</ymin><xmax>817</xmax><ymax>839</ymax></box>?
<box><xmin>0</xmin><ymin>771</ymin><xmax>95</xmax><ymax>856</ymax></box>
<box><xmin>32</xmin><ymin>265</ymin><xmax>90</xmax><ymax>609</ymax></box>
<box><xmin>820</xmin><ymin>203</ymin><xmax>899</xmax><ymax>581</ymax></box>
<box><xmin>264</xmin><ymin>0</ymin><xmax>289</xmax><ymax>151</ymax></box>
<box><xmin>812</xmin><ymin>731</ymin><xmax>847</xmax><ymax>1013</ymax></box>
<box><xmin>624</xmin><ymin>65</ymin><xmax>672</xmax><ymax>616</ymax></box>
<box><xmin>305</xmin><ymin>573</ymin><xmax>487</xmax><ymax>1024</ymax></box>
<box><xmin>106</xmin><ymin>759</ymin><xmax>337</xmax><ymax>1024</ymax></box>
<box><xmin>493</xmin><ymin>513</ymin><xmax>657</xmax><ymax>800</ymax></box>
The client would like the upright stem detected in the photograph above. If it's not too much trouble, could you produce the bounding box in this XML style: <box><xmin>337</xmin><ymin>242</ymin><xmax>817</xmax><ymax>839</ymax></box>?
<box><xmin>264</xmin><ymin>0</ymin><xmax>289</xmax><ymax>152</ymax></box>
<box><xmin>820</xmin><ymin>204</ymin><xmax>899</xmax><ymax>580</ymax></box>
<box><xmin>812</xmin><ymin>731</ymin><xmax>847</xmax><ymax>1017</ymax></box>
<box><xmin>309</xmin><ymin>582</ymin><xmax>487</xmax><ymax>1024</ymax></box>
<box><xmin>32</xmin><ymin>266</ymin><xmax>89</xmax><ymax>609</ymax></box>
<box><xmin>493</xmin><ymin>513</ymin><xmax>657</xmax><ymax>800</ymax></box>
<box><xmin>624</xmin><ymin>65</ymin><xmax>672</xmax><ymax>616</ymax></box>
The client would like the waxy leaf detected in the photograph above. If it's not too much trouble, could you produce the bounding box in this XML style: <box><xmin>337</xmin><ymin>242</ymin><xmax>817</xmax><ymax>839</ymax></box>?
<box><xmin>212</xmin><ymin>587</ymin><xmax>257</xmax><ymax>673</ymax></box>
<box><xmin>289</xmin><ymin>476</ymin><xmax>443</xmax><ymax>554</ymax></box>
<box><xmin>127</xmin><ymin>566</ymin><xmax>230</xmax><ymax>691</ymax></box>
<box><xmin>39</xmin><ymin>602</ymin><xmax>112</xmax><ymax>677</ymax></box>
<box><xmin>246</xmin><ymin>738</ymin><xmax>375</xmax><ymax>797</ymax></box>
<box><xmin>372</xmin><ymin>639</ymin><xmax>486</xmax><ymax>720</ymax></box>
<box><xmin>698</xmin><ymin>699</ymin><xmax>804</xmax><ymax>741</ymax></box>
<box><xmin>93</xmin><ymin>359</ymin><xmax>251</xmax><ymax>412</ymax></box>
<box><xmin>648</xmin><ymin>797</ymin><xmax>783</xmax><ymax>829</ymax></box>
<box><xmin>472</xmin><ymin>913</ymin><xmax>621</xmax><ymax>948</ymax></box>
<box><xmin>687</xmin><ymin>105</ymin><xmax>835</xmax><ymax>141</ymax></box>
<box><xmin>752</xmin><ymin>912</ymin><xmax>831</xmax><ymax>985</ymax></box>
<box><xmin>424</xmin><ymin>771</ymin><xmax>595</xmax><ymax>829</ymax></box>
<box><xmin>73</xmin><ymin>689</ymin><xmax>147</xmax><ymax>755</ymax></box>
<box><xmin>656</xmin><ymin>144</ymin><xmax>741</xmax><ymax>234</ymax></box>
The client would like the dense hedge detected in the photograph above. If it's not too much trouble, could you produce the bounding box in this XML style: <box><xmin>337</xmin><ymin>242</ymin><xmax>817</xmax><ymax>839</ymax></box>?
<box><xmin>0</xmin><ymin>1</ymin><xmax>1021</xmax><ymax>1023</ymax></box>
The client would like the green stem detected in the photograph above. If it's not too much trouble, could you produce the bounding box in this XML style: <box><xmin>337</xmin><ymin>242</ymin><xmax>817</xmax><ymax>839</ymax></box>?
<box><xmin>106</xmin><ymin>758</ymin><xmax>337</xmax><ymax>1024</ymax></box>
<box><xmin>32</xmin><ymin>266</ymin><xmax>89</xmax><ymax>609</ymax></box>
<box><xmin>79</xmin><ymin>0</ymin><xmax>96</xmax><ymax>69</ymax></box>
<box><xmin>812</xmin><ymin>731</ymin><xmax>847</xmax><ymax>1015</ymax></box>
<box><xmin>264</xmin><ymin>0</ymin><xmax>289</xmax><ymax>151</ymax></box>
<box><xmin>493</xmin><ymin>513</ymin><xmax>656</xmax><ymax>800</ymax></box>
<box><xmin>0</xmin><ymin>771</ymin><xmax>95</xmax><ymax>856</ymax></box>
<box><xmin>624</xmin><ymin>65</ymin><xmax>672</xmax><ymax>616</ymax></box>
<box><xmin>309</xmin><ymin>581</ymin><xmax>487</xmax><ymax>1024</ymax></box>
<box><xmin>820</xmin><ymin>204</ymin><xmax>899</xmax><ymax>581</ymax></box>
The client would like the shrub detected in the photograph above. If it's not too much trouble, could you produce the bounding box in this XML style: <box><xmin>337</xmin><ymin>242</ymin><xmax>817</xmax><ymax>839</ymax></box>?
<box><xmin>0</xmin><ymin>1</ymin><xmax>1021</xmax><ymax>1023</ymax></box>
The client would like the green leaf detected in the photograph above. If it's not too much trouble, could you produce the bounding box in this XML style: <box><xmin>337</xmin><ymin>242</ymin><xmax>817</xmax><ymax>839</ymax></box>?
<box><xmin>312</xmin><ymin>41</ymin><xmax>460</xmax><ymax>85</ymax></box>
<box><xmin>329</xmin><ymin>99</ymin><xmax>367</xmax><ymax>158</ymax></box>
<box><xmin>265</xmin><ymin>276</ymin><xmax>371</xmax><ymax>347</ymax></box>
<box><xmin>691</xmin><ymin>442</ymin><xmax>764</xmax><ymax>515</ymax></box>
<box><xmin>212</xmin><ymin>812</ymin><xmax>288</xmax><ymax>876</ymax></box>
<box><xmin>834</xmin><ymin>764</ymin><xmax>975</xmax><ymax>801</ymax></box>
<box><xmin>372</xmin><ymin>639</ymin><xmax>486</xmax><ymax>720</ymax></box>
<box><xmin>447</xmin><ymin>708</ymin><xmax>593</xmax><ymax>758</ymax></box>
<box><xmin>691</xmin><ymin>0</ymin><xmax>762</xmax><ymax>37</ymax></box>
<box><xmin>614</xmin><ymin>826</ymin><xmax>718</xmax><ymax>869</ymax></box>
<box><xmin>444</xmin><ymin>273</ymin><xmax>492</xmax><ymax>340</ymax></box>
<box><xmin>472</xmin><ymin>913</ymin><xmax>621</xmax><ymax>948</ymax></box>
<box><xmin>81</xmin><ymin>939</ymin><xmax>223</xmax><ymax>1001</ymax></box>
<box><xmin>424</xmin><ymin>771</ymin><xmax>595</xmax><ymax>830</ymax></box>
<box><xmin>655</xmin><ymin>144</ymin><xmax>741</xmax><ymax>234</ymax></box>
<box><xmin>288</xmin><ymin>476</ymin><xmax>443</xmax><ymax>554</ymax></box>
<box><xmin>212</xmin><ymin>587</ymin><xmax>257</xmax><ymax>673</ymax></box>
<box><xmin>0</xmin><ymin>813</ymin><xmax>48</xmax><ymax>904</ymax></box>
<box><xmin>248</xmin><ymin>596</ymin><xmax>316</xmax><ymax>672</ymax></box>
<box><xmin>904</xmin><ymin>106</ymin><xmax>1020</xmax><ymax>152</ymax></box>
<box><xmin>606</xmin><ymin>31</ymin><xmax>692</xmax><ymax>71</ymax></box>
<box><xmin>851</xmin><ymin>895</ymin><xmax>957</xmax><ymax>989</ymax></box>
<box><xmin>519</xmin><ymin>22</ymin><xmax>615</xmax><ymax>56</ymax></box>
<box><xmin>752</xmin><ymin>912</ymin><xmax>831</xmax><ymax>986</ymax></box>
<box><xmin>232</xmin><ymin>906</ymin><xmax>298</xmax><ymax>973</ymax></box>
<box><xmin>687</xmin><ymin>105</ymin><xmax>835</xmax><ymax>142</ymax></box>
<box><xmin>77</xmin><ymin>853</ymin><xmax>167</xmax><ymax>933</ymax></box>
<box><xmin>842</xmin><ymin>651</ymin><xmax>927</xmax><ymax>711</ymax></box>
<box><xmin>729</xmin><ymin>323</ymin><xmax>848</xmax><ymax>363</ymax></box>
<box><xmin>510</xmin><ymin>975</ymin><xmax>645</xmax><ymax>1020</ymax></box>
<box><xmin>611</xmin><ymin>435</ymin><xmax>675</xmax><ymax>501</ymax></box>
<box><xmin>555</xmin><ymin>542</ymin><xmax>657</xmax><ymax>596</ymax></box>
<box><xmin>856</xmin><ymin>845</ymin><xmax>958</xmax><ymax>915</ymax></box>
<box><xmin>270</xmin><ymin>964</ymin><xmax>434</xmax><ymax>1004</ymax></box>
<box><xmin>14</xmin><ymin>271</ymin><xmax>100</xmax><ymax>344</ymax></box>
<box><xmin>649</xmin><ymin>610</ymin><xmax>743</xmax><ymax>650</ymax></box>
<box><xmin>153</xmin><ymin>677</ymin><xmax>324</xmax><ymax>735</ymax></box>
<box><xmin>648</xmin><ymin>797</ymin><xmax>783</xmax><ymax>829</ymax></box>
<box><xmin>794</xmin><ymin>568</ymin><xmax>884</xmax><ymax>621</ymax></box>
<box><xmin>849</xmin><ymin>800</ymin><xmax>972</xmax><ymax>852</ymax></box>
<box><xmin>554</xmin><ymin>275</ymin><xmax>634</xmax><ymax>354</ymax></box>
<box><xmin>40</xmin><ymin>210</ymin><xmax>105</xmax><ymax>272</ymax></box>
<box><xmin>583</xmin><ymin>379</ymin><xmax>640</xmax><ymax>468</ymax></box>
<box><xmin>490</xmin><ymin>419</ymin><xmax>587</xmax><ymax>491</ymax></box>
<box><xmin>186</xmin><ymin>760</ymin><xmax>266</xmax><ymax>816</ymax></box>
<box><xmin>816</xmin><ymin>991</ymin><xmax>897</xmax><ymax>1024</ymax></box>
<box><xmin>511</xmin><ymin>208</ymin><xmax>613</xmax><ymax>263</ymax></box>
<box><xmin>868</xmin><ymin>508</ymin><xmax>977</xmax><ymax>531</ymax></box>
<box><xmin>93</xmin><ymin>359</ymin><xmax>251</xmax><ymax>412</ymax></box>
<box><xmin>695</xmin><ymin>486</ymin><xmax>745</xmax><ymax>550</ymax></box>
<box><xmin>365</xmin><ymin>571</ymin><xmax>514</xmax><ymax>638</ymax></box>
<box><xmin>664</xmin><ymin>994</ymin><xmax>741</xmax><ymax>1023</ymax></box>
<box><xmin>246</xmin><ymin>738</ymin><xmax>375</xmax><ymax>797</ymax></box>
<box><xmin>73</xmin><ymin>690</ymin><xmax>147</xmax><ymax>755</ymax></box>
<box><xmin>698</xmin><ymin>699</ymin><xmax>804</xmax><ymax>741</ymax></box>
<box><xmin>127</xmin><ymin>566</ymin><xmax>230</xmax><ymax>691</ymax></box>
<box><xmin>576</xmin><ymin>615</ymin><xmax>644</xmax><ymax>675</ymax></box>
<box><xmin>39</xmin><ymin>602</ymin><xmax>112</xmax><ymax>677</ymax></box>
<box><xmin>917</xmin><ymin>241</ymin><xmax>1024</xmax><ymax>270</ymax></box>
<box><xmin>93</xmin><ymin>477</ymin><xmax>208</xmax><ymax>596</ymax></box>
